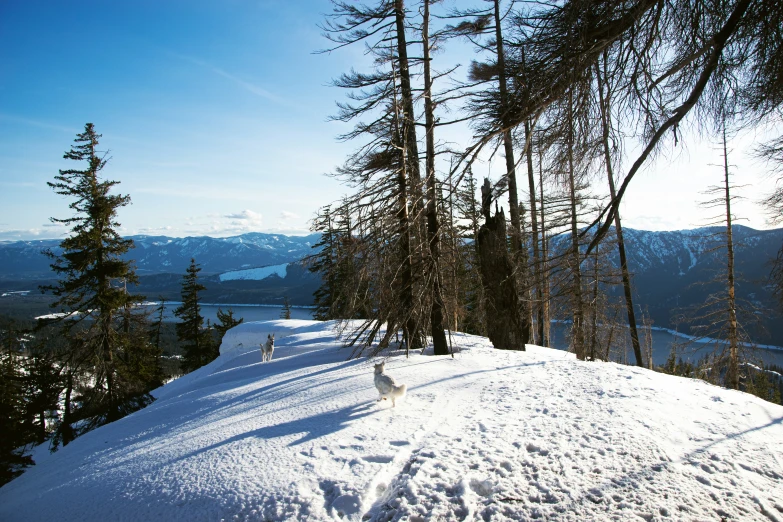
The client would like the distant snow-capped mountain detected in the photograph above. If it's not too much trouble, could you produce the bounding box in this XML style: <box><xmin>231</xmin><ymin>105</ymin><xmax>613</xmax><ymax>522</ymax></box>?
<box><xmin>0</xmin><ymin>232</ymin><xmax>321</xmax><ymax>279</ymax></box>
<box><xmin>1</xmin><ymin>226</ymin><xmax>782</xmax><ymax>339</ymax></box>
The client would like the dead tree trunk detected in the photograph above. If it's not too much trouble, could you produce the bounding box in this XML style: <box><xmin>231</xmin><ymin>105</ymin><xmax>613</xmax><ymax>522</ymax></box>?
<box><xmin>477</xmin><ymin>178</ymin><xmax>529</xmax><ymax>350</ymax></box>
<box><xmin>493</xmin><ymin>0</ymin><xmax>531</xmax><ymax>342</ymax></box>
<box><xmin>589</xmin><ymin>236</ymin><xmax>600</xmax><ymax>360</ymax></box>
<box><xmin>595</xmin><ymin>57</ymin><xmax>644</xmax><ymax>367</ymax></box>
<box><xmin>525</xmin><ymin>120</ymin><xmax>544</xmax><ymax>345</ymax></box>
<box><xmin>390</xmin><ymin>56</ymin><xmax>416</xmax><ymax>355</ymax></box>
<box><xmin>723</xmin><ymin>128</ymin><xmax>739</xmax><ymax>390</ymax></box>
<box><xmin>394</xmin><ymin>0</ymin><xmax>424</xmax><ymax>349</ymax></box>
<box><xmin>422</xmin><ymin>0</ymin><xmax>448</xmax><ymax>355</ymax></box>
<box><xmin>566</xmin><ymin>90</ymin><xmax>585</xmax><ymax>360</ymax></box>
<box><xmin>538</xmin><ymin>147</ymin><xmax>551</xmax><ymax>347</ymax></box>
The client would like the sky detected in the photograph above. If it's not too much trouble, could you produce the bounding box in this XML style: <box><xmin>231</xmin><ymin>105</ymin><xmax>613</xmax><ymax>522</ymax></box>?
<box><xmin>0</xmin><ymin>0</ymin><xmax>780</xmax><ymax>242</ymax></box>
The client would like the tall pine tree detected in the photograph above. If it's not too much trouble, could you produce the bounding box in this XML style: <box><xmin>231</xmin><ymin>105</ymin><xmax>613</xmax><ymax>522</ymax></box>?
<box><xmin>43</xmin><ymin>123</ymin><xmax>141</xmax><ymax>423</ymax></box>
<box><xmin>174</xmin><ymin>259</ymin><xmax>215</xmax><ymax>373</ymax></box>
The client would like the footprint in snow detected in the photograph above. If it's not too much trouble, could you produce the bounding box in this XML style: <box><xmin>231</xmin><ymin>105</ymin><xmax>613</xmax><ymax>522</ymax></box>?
<box><xmin>363</xmin><ymin>455</ymin><xmax>394</xmax><ymax>464</ymax></box>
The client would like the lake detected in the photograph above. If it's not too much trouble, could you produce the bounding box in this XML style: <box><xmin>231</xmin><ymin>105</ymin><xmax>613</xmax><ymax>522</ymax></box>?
<box><xmin>145</xmin><ymin>302</ymin><xmax>316</xmax><ymax>323</ymax></box>
<box><xmin>145</xmin><ymin>303</ymin><xmax>783</xmax><ymax>368</ymax></box>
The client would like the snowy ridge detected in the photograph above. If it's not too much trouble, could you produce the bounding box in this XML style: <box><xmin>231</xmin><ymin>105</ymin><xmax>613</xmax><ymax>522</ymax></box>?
<box><xmin>0</xmin><ymin>232</ymin><xmax>319</xmax><ymax>277</ymax></box>
<box><xmin>1</xmin><ymin>321</ymin><xmax>782</xmax><ymax>521</ymax></box>
<box><xmin>218</xmin><ymin>263</ymin><xmax>288</xmax><ymax>282</ymax></box>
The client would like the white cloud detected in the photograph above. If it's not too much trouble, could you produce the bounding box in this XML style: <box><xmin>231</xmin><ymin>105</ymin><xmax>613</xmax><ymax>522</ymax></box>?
<box><xmin>0</xmin><ymin>227</ymin><xmax>68</xmax><ymax>241</ymax></box>
<box><xmin>137</xmin><ymin>225</ymin><xmax>173</xmax><ymax>234</ymax></box>
<box><xmin>224</xmin><ymin>209</ymin><xmax>263</xmax><ymax>222</ymax></box>
<box><xmin>279</xmin><ymin>211</ymin><xmax>299</xmax><ymax>221</ymax></box>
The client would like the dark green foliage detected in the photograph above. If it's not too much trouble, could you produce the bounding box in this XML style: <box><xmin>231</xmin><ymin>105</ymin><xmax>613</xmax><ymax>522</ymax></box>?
<box><xmin>116</xmin><ymin>307</ymin><xmax>165</xmax><ymax>395</ymax></box>
<box><xmin>744</xmin><ymin>363</ymin><xmax>783</xmax><ymax>405</ymax></box>
<box><xmin>308</xmin><ymin>205</ymin><xmax>342</xmax><ymax>321</ymax></box>
<box><xmin>215</xmin><ymin>308</ymin><xmax>243</xmax><ymax>343</ymax></box>
<box><xmin>0</xmin><ymin>321</ymin><xmax>34</xmax><ymax>486</ymax></box>
<box><xmin>280</xmin><ymin>298</ymin><xmax>292</xmax><ymax>320</ymax></box>
<box><xmin>174</xmin><ymin>259</ymin><xmax>216</xmax><ymax>372</ymax></box>
<box><xmin>148</xmin><ymin>299</ymin><xmax>166</xmax><ymax>357</ymax></box>
<box><xmin>22</xmin><ymin>349</ymin><xmax>61</xmax><ymax>445</ymax></box>
<box><xmin>662</xmin><ymin>354</ymin><xmax>697</xmax><ymax>379</ymax></box>
<box><xmin>307</xmin><ymin>204</ymin><xmax>371</xmax><ymax>322</ymax></box>
<box><xmin>42</xmin><ymin>123</ymin><xmax>143</xmax><ymax>423</ymax></box>
<box><xmin>19</xmin><ymin>123</ymin><xmax>163</xmax><ymax>458</ymax></box>
<box><xmin>659</xmin><ymin>348</ymin><xmax>782</xmax><ymax>406</ymax></box>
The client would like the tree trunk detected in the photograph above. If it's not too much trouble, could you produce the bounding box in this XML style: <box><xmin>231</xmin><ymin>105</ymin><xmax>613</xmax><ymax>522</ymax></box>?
<box><xmin>594</xmin><ymin>58</ymin><xmax>644</xmax><ymax>367</ymax></box>
<box><xmin>394</xmin><ymin>0</ymin><xmax>424</xmax><ymax>349</ymax></box>
<box><xmin>538</xmin><ymin>148</ymin><xmax>551</xmax><ymax>347</ymax></box>
<box><xmin>589</xmin><ymin>239</ymin><xmax>600</xmax><ymax>360</ymax></box>
<box><xmin>422</xmin><ymin>0</ymin><xmax>448</xmax><ymax>355</ymax></box>
<box><xmin>62</xmin><ymin>369</ymin><xmax>75</xmax><ymax>446</ymax></box>
<box><xmin>566</xmin><ymin>91</ymin><xmax>585</xmax><ymax>360</ymax></box>
<box><xmin>493</xmin><ymin>0</ymin><xmax>531</xmax><ymax>343</ymax></box>
<box><xmin>390</xmin><ymin>50</ymin><xmax>416</xmax><ymax>355</ymax></box>
<box><xmin>478</xmin><ymin>178</ymin><xmax>529</xmax><ymax>350</ymax></box>
<box><xmin>723</xmin><ymin>128</ymin><xmax>739</xmax><ymax>390</ymax></box>
<box><xmin>525</xmin><ymin>119</ymin><xmax>544</xmax><ymax>345</ymax></box>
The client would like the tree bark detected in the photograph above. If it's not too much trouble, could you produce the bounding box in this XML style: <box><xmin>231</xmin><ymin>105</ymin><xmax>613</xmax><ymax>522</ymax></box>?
<box><xmin>525</xmin><ymin>120</ymin><xmax>544</xmax><ymax>345</ymax></box>
<box><xmin>594</xmin><ymin>58</ymin><xmax>644</xmax><ymax>367</ymax></box>
<box><xmin>478</xmin><ymin>178</ymin><xmax>529</xmax><ymax>350</ymax></box>
<box><xmin>422</xmin><ymin>0</ymin><xmax>448</xmax><ymax>355</ymax></box>
<box><xmin>394</xmin><ymin>0</ymin><xmax>423</xmax><ymax>349</ymax></box>
<box><xmin>566</xmin><ymin>91</ymin><xmax>585</xmax><ymax>360</ymax></box>
<box><xmin>723</xmin><ymin>128</ymin><xmax>739</xmax><ymax>389</ymax></box>
<box><xmin>62</xmin><ymin>369</ymin><xmax>75</xmax><ymax>446</ymax></box>
<box><xmin>390</xmin><ymin>54</ymin><xmax>416</xmax><ymax>355</ymax></box>
<box><xmin>538</xmin><ymin>149</ymin><xmax>551</xmax><ymax>347</ymax></box>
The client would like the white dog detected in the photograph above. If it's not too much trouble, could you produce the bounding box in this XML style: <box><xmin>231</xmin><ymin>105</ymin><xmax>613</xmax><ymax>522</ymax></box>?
<box><xmin>374</xmin><ymin>362</ymin><xmax>406</xmax><ymax>407</ymax></box>
<box><xmin>261</xmin><ymin>334</ymin><xmax>275</xmax><ymax>362</ymax></box>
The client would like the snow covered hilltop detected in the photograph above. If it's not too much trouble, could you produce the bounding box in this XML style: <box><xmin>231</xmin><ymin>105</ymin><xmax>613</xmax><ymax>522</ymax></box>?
<box><xmin>1</xmin><ymin>320</ymin><xmax>782</xmax><ymax>521</ymax></box>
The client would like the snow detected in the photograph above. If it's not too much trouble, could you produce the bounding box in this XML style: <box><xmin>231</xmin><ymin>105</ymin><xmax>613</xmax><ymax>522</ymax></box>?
<box><xmin>219</xmin><ymin>263</ymin><xmax>288</xmax><ymax>282</ymax></box>
<box><xmin>0</xmin><ymin>290</ymin><xmax>31</xmax><ymax>297</ymax></box>
<box><xmin>2</xmin><ymin>320</ymin><xmax>782</xmax><ymax>521</ymax></box>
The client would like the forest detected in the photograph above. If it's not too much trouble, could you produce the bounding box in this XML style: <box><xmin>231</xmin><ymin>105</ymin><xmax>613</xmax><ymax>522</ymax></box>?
<box><xmin>308</xmin><ymin>0</ymin><xmax>782</xmax><ymax>383</ymax></box>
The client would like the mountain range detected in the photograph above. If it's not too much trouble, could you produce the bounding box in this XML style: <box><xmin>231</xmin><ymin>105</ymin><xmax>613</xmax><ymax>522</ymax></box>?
<box><xmin>1</xmin><ymin>226</ymin><xmax>782</xmax><ymax>342</ymax></box>
<box><xmin>0</xmin><ymin>232</ymin><xmax>321</xmax><ymax>278</ymax></box>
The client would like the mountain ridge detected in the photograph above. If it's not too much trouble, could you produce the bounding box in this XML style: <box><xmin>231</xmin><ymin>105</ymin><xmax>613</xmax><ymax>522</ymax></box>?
<box><xmin>1</xmin><ymin>226</ymin><xmax>782</xmax><ymax>341</ymax></box>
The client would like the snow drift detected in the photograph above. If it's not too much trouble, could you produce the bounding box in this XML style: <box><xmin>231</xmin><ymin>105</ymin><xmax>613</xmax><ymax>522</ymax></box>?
<box><xmin>1</xmin><ymin>320</ymin><xmax>782</xmax><ymax>521</ymax></box>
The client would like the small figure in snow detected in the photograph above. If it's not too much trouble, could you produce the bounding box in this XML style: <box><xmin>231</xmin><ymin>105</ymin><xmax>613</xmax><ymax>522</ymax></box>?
<box><xmin>261</xmin><ymin>333</ymin><xmax>275</xmax><ymax>362</ymax></box>
<box><xmin>374</xmin><ymin>361</ymin><xmax>406</xmax><ymax>407</ymax></box>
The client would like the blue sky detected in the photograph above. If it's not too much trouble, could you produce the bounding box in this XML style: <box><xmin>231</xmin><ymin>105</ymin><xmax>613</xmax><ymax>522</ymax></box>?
<box><xmin>0</xmin><ymin>0</ymin><xmax>778</xmax><ymax>241</ymax></box>
<box><xmin>0</xmin><ymin>0</ymin><xmax>360</xmax><ymax>240</ymax></box>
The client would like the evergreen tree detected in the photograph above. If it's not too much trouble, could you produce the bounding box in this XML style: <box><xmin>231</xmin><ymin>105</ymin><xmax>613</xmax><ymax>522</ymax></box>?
<box><xmin>115</xmin><ymin>309</ymin><xmax>165</xmax><ymax>401</ymax></box>
<box><xmin>280</xmin><ymin>298</ymin><xmax>292</xmax><ymax>320</ymax></box>
<box><xmin>0</xmin><ymin>321</ymin><xmax>33</xmax><ymax>485</ymax></box>
<box><xmin>149</xmin><ymin>299</ymin><xmax>166</xmax><ymax>354</ymax></box>
<box><xmin>43</xmin><ymin>122</ymin><xmax>141</xmax><ymax>423</ymax></box>
<box><xmin>215</xmin><ymin>308</ymin><xmax>243</xmax><ymax>342</ymax></box>
<box><xmin>174</xmin><ymin>259</ymin><xmax>214</xmax><ymax>373</ymax></box>
<box><xmin>308</xmin><ymin>205</ymin><xmax>341</xmax><ymax>321</ymax></box>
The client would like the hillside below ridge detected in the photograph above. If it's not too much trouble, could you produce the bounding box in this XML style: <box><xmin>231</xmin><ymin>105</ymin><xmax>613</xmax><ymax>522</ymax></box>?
<box><xmin>1</xmin><ymin>320</ymin><xmax>781</xmax><ymax>521</ymax></box>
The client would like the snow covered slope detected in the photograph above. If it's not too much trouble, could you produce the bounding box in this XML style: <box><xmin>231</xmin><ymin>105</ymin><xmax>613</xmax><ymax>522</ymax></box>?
<box><xmin>1</xmin><ymin>321</ymin><xmax>782</xmax><ymax>521</ymax></box>
<box><xmin>219</xmin><ymin>263</ymin><xmax>288</xmax><ymax>282</ymax></box>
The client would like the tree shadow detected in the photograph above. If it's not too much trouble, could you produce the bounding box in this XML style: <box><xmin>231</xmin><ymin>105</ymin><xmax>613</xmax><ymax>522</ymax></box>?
<box><xmin>165</xmin><ymin>401</ymin><xmax>379</xmax><ymax>467</ymax></box>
